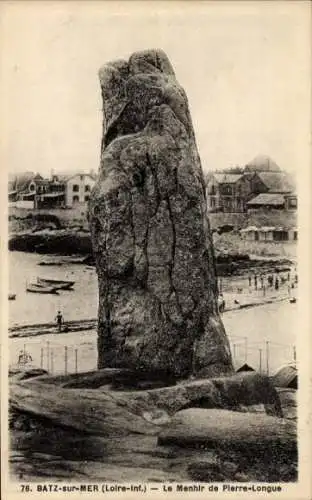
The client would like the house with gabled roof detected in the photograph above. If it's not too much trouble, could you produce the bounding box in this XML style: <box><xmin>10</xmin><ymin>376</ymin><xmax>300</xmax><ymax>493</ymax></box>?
<box><xmin>51</xmin><ymin>171</ymin><xmax>96</xmax><ymax>207</ymax></box>
<box><xmin>206</xmin><ymin>173</ymin><xmax>245</xmax><ymax>212</ymax></box>
<box><xmin>206</xmin><ymin>155</ymin><xmax>296</xmax><ymax>213</ymax></box>
<box><xmin>255</xmin><ymin>171</ymin><xmax>295</xmax><ymax>194</ymax></box>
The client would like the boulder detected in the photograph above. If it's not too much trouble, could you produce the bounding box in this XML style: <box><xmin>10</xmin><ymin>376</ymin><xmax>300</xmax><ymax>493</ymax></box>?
<box><xmin>276</xmin><ymin>388</ymin><xmax>297</xmax><ymax>420</ymax></box>
<box><xmin>9</xmin><ymin>367</ymin><xmax>48</xmax><ymax>382</ymax></box>
<box><xmin>158</xmin><ymin>408</ymin><xmax>297</xmax><ymax>460</ymax></box>
<box><xmin>210</xmin><ymin>371</ymin><xmax>283</xmax><ymax>417</ymax></box>
<box><xmin>90</xmin><ymin>49</ymin><xmax>233</xmax><ymax>378</ymax></box>
<box><xmin>10</xmin><ymin>382</ymin><xmax>161</xmax><ymax>437</ymax></box>
<box><xmin>120</xmin><ymin>372</ymin><xmax>283</xmax><ymax>417</ymax></box>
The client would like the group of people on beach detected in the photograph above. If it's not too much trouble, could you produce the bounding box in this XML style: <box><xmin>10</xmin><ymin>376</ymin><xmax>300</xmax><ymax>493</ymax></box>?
<box><xmin>218</xmin><ymin>268</ymin><xmax>298</xmax><ymax>313</ymax></box>
<box><xmin>248</xmin><ymin>270</ymin><xmax>297</xmax><ymax>293</ymax></box>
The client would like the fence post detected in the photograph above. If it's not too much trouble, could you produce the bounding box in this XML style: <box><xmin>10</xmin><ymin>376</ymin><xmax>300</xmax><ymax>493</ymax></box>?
<box><xmin>233</xmin><ymin>343</ymin><xmax>237</xmax><ymax>360</ymax></box>
<box><xmin>47</xmin><ymin>341</ymin><xmax>50</xmax><ymax>372</ymax></box>
<box><xmin>40</xmin><ymin>348</ymin><xmax>43</xmax><ymax>369</ymax></box>
<box><xmin>50</xmin><ymin>349</ymin><xmax>54</xmax><ymax>374</ymax></box>
<box><xmin>259</xmin><ymin>348</ymin><xmax>262</xmax><ymax>374</ymax></box>
<box><xmin>64</xmin><ymin>346</ymin><xmax>68</xmax><ymax>375</ymax></box>
<box><xmin>293</xmin><ymin>345</ymin><xmax>296</xmax><ymax>363</ymax></box>
<box><xmin>266</xmin><ymin>341</ymin><xmax>270</xmax><ymax>376</ymax></box>
<box><xmin>75</xmin><ymin>348</ymin><xmax>78</xmax><ymax>374</ymax></box>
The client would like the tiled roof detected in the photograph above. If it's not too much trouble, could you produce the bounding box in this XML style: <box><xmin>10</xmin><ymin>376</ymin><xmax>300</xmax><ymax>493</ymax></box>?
<box><xmin>14</xmin><ymin>172</ymin><xmax>37</xmax><ymax>192</ymax></box>
<box><xmin>53</xmin><ymin>171</ymin><xmax>97</xmax><ymax>182</ymax></box>
<box><xmin>247</xmin><ymin>193</ymin><xmax>286</xmax><ymax>206</ymax></box>
<box><xmin>257</xmin><ymin>172</ymin><xmax>295</xmax><ymax>193</ymax></box>
<box><xmin>212</xmin><ymin>173</ymin><xmax>242</xmax><ymax>184</ymax></box>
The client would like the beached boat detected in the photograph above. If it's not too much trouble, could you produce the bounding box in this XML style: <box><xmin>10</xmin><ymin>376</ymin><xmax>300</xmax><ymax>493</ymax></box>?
<box><xmin>8</xmin><ymin>294</ymin><xmax>16</xmax><ymax>301</ymax></box>
<box><xmin>26</xmin><ymin>283</ymin><xmax>59</xmax><ymax>294</ymax></box>
<box><xmin>38</xmin><ymin>256</ymin><xmax>87</xmax><ymax>266</ymax></box>
<box><xmin>37</xmin><ymin>277</ymin><xmax>75</xmax><ymax>290</ymax></box>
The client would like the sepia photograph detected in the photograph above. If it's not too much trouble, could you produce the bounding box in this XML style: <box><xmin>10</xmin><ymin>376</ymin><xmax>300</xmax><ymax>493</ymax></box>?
<box><xmin>1</xmin><ymin>1</ymin><xmax>311</xmax><ymax>497</ymax></box>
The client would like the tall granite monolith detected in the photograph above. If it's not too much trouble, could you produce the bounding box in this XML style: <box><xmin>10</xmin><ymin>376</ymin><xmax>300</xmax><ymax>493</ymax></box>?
<box><xmin>90</xmin><ymin>49</ymin><xmax>233</xmax><ymax>378</ymax></box>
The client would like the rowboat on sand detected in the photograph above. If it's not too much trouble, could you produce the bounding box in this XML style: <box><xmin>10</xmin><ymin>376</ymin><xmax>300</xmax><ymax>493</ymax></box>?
<box><xmin>26</xmin><ymin>283</ymin><xmax>59</xmax><ymax>294</ymax></box>
<box><xmin>36</xmin><ymin>277</ymin><xmax>75</xmax><ymax>290</ymax></box>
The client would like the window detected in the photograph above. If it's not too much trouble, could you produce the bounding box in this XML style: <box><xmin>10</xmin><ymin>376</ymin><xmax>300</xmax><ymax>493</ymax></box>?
<box><xmin>73</xmin><ymin>195</ymin><xmax>79</xmax><ymax>203</ymax></box>
<box><xmin>85</xmin><ymin>195</ymin><xmax>90</xmax><ymax>202</ymax></box>
<box><xmin>80</xmin><ymin>175</ymin><xmax>84</xmax><ymax>181</ymax></box>
<box><xmin>73</xmin><ymin>184</ymin><xmax>79</xmax><ymax>192</ymax></box>
<box><xmin>85</xmin><ymin>185</ymin><xmax>90</xmax><ymax>192</ymax></box>
<box><xmin>29</xmin><ymin>183</ymin><xmax>35</xmax><ymax>191</ymax></box>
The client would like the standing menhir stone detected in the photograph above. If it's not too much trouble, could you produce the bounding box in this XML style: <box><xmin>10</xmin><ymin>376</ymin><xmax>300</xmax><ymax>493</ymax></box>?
<box><xmin>90</xmin><ymin>49</ymin><xmax>233</xmax><ymax>379</ymax></box>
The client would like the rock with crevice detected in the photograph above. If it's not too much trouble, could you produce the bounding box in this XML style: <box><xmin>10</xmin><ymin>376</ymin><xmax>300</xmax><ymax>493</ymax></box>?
<box><xmin>90</xmin><ymin>49</ymin><xmax>233</xmax><ymax>378</ymax></box>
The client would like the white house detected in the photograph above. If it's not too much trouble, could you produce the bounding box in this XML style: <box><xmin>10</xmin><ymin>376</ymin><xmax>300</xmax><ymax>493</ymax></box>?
<box><xmin>51</xmin><ymin>172</ymin><xmax>96</xmax><ymax>207</ymax></box>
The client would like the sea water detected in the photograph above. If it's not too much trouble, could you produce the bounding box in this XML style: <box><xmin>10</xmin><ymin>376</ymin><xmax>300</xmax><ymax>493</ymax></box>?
<box><xmin>9</xmin><ymin>251</ymin><xmax>297</xmax><ymax>375</ymax></box>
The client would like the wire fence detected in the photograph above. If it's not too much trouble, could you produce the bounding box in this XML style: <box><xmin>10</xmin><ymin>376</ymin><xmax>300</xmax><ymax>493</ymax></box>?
<box><xmin>228</xmin><ymin>335</ymin><xmax>296</xmax><ymax>375</ymax></box>
<box><xmin>15</xmin><ymin>336</ymin><xmax>296</xmax><ymax>377</ymax></box>
<box><xmin>15</xmin><ymin>340</ymin><xmax>97</xmax><ymax>375</ymax></box>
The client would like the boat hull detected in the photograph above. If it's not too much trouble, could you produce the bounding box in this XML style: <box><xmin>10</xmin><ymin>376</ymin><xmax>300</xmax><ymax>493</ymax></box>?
<box><xmin>37</xmin><ymin>278</ymin><xmax>75</xmax><ymax>290</ymax></box>
<box><xmin>27</xmin><ymin>284</ymin><xmax>58</xmax><ymax>294</ymax></box>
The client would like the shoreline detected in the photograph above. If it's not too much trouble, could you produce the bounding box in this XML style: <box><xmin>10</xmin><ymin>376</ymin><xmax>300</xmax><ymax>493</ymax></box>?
<box><xmin>9</xmin><ymin>232</ymin><xmax>295</xmax><ymax>278</ymax></box>
<box><xmin>9</xmin><ymin>293</ymin><xmax>295</xmax><ymax>339</ymax></box>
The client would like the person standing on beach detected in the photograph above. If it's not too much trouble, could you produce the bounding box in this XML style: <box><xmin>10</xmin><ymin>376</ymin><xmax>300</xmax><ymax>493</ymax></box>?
<box><xmin>254</xmin><ymin>275</ymin><xmax>258</xmax><ymax>291</ymax></box>
<box><xmin>275</xmin><ymin>276</ymin><xmax>279</xmax><ymax>291</ymax></box>
<box><xmin>248</xmin><ymin>275</ymin><xmax>252</xmax><ymax>287</ymax></box>
<box><xmin>218</xmin><ymin>294</ymin><xmax>225</xmax><ymax>313</ymax></box>
<box><xmin>260</xmin><ymin>275</ymin><xmax>264</xmax><ymax>289</ymax></box>
<box><xmin>55</xmin><ymin>310</ymin><xmax>63</xmax><ymax>332</ymax></box>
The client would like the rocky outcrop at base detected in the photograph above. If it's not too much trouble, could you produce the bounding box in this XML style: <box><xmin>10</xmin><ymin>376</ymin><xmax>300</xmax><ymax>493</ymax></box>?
<box><xmin>157</xmin><ymin>408</ymin><xmax>296</xmax><ymax>451</ymax></box>
<box><xmin>9</xmin><ymin>230</ymin><xmax>92</xmax><ymax>254</ymax></box>
<box><xmin>9</xmin><ymin>369</ymin><xmax>297</xmax><ymax>482</ymax></box>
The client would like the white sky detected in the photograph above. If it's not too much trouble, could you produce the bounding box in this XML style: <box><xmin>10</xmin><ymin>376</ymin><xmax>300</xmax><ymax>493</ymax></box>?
<box><xmin>1</xmin><ymin>1</ymin><xmax>310</xmax><ymax>176</ymax></box>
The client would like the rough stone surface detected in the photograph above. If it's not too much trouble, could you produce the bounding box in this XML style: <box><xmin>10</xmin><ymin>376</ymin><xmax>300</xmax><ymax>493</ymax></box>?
<box><xmin>9</xmin><ymin>371</ymin><xmax>296</xmax><ymax>482</ymax></box>
<box><xmin>90</xmin><ymin>49</ymin><xmax>233</xmax><ymax>378</ymax></box>
<box><xmin>158</xmin><ymin>408</ymin><xmax>297</xmax><ymax>455</ymax></box>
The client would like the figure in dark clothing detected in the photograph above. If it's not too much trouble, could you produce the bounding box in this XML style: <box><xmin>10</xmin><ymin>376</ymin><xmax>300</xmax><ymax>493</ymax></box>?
<box><xmin>55</xmin><ymin>310</ymin><xmax>63</xmax><ymax>332</ymax></box>
<box><xmin>18</xmin><ymin>350</ymin><xmax>32</xmax><ymax>365</ymax></box>
<box><xmin>260</xmin><ymin>275</ymin><xmax>264</xmax><ymax>289</ymax></box>
<box><xmin>218</xmin><ymin>294</ymin><xmax>225</xmax><ymax>313</ymax></box>
<box><xmin>248</xmin><ymin>276</ymin><xmax>252</xmax><ymax>287</ymax></box>
<box><xmin>268</xmin><ymin>275</ymin><xmax>273</xmax><ymax>288</ymax></box>
<box><xmin>275</xmin><ymin>277</ymin><xmax>279</xmax><ymax>291</ymax></box>
<box><xmin>254</xmin><ymin>275</ymin><xmax>258</xmax><ymax>291</ymax></box>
